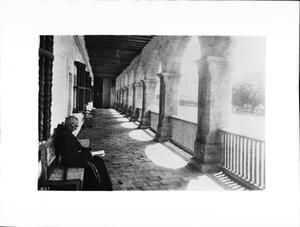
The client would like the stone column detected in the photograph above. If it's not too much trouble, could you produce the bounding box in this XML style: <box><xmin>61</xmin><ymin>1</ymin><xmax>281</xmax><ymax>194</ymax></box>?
<box><xmin>120</xmin><ymin>88</ymin><xmax>125</xmax><ymax>113</ymax></box>
<box><xmin>113</xmin><ymin>90</ymin><xmax>118</xmax><ymax>109</ymax></box>
<box><xmin>116</xmin><ymin>90</ymin><xmax>120</xmax><ymax>110</ymax></box>
<box><xmin>119</xmin><ymin>89</ymin><xmax>123</xmax><ymax>111</ymax></box>
<box><xmin>130</xmin><ymin>82</ymin><xmax>143</xmax><ymax>121</ymax></box>
<box><xmin>121</xmin><ymin>87</ymin><xmax>127</xmax><ymax>114</ymax></box>
<box><xmin>154</xmin><ymin>73</ymin><xmax>181</xmax><ymax>142</ymax></box>
<box><xmin>190</xmin><ymin>36</ymin><xmax>232</xmax><ymax>173</ymax></box>
<box><xmin>125</xmin><ymin>85</ymin><xmax>133</xmax><ymax>117</ymax></box>
<box><xmin>139</xmin><ymin>78</ymin><xmax>158</xmax><ymax>129</ymax></box>
<box><xmin>136</xmin><ymin>82</ymin><xmax>143</xmax><ymax>109</ymax></box>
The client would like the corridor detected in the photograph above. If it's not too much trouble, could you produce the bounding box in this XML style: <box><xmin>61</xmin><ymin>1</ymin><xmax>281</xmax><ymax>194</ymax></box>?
<box><xmin>77</xmin><ymin>109</ymin><xmax>246</xmax><ymax>191</ymax></box>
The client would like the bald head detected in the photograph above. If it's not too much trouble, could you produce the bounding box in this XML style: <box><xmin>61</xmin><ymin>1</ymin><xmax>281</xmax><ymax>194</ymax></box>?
<box><xmin>65</xmin><ymin>116</ymin><xmax>79</xmax><ymax>132</ymax></box>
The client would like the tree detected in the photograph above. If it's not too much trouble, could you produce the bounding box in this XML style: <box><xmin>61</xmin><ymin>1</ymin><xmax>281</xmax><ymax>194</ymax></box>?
<box><xmin>232</xmin><ymin>80</ymin><xmax>264</xmax><ymax>114</ymax></box>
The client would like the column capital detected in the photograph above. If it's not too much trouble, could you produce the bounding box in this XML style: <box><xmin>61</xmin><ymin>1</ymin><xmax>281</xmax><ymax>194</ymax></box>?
<box><xmin>157</xmin><ymin>72</ymin><xmax>181</xmax><ymax>80</ymax></box>
<box><xmin>194</xmin><ymin>56</ymin><xmax>228</xmax><ymax>67</ymax></box>
<box><xmin>126</xmin><ymin>84</ymin><xmax>133</xmax><ymax>88</ymax></box>
<box><xmin>197</xmin><ymin>36</ymin><xmax>233</xmax><ymax>57</ymax></box>
<box><xmin>133</xmin><ymin>82</ymin><xmax>143</xmax><ymax>87</ymax></box>
<box><xmin>141</xmin><ymin>78</ymin><xmax>158</xmax><ymax>85</ymax></box>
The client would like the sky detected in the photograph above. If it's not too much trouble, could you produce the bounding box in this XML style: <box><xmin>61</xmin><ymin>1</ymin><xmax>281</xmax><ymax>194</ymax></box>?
<box><xmin>179</xmin><ymin>36</ymin><xmax>266</xmax><ymax>101</ymax></box>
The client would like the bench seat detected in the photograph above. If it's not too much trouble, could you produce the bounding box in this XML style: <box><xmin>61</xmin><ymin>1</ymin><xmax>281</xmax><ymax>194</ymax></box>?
<box><xmin>38</xmin><ymin>138</ymin><xmax>90</xmax><ymax>190</ymax></box>
<box><xmin>84</xmin><ymin>115</ymin><xmax>94</xmax><ymax>128</ymax></box>
<box><xmin>48</xmin><ymin>167</ymin><xmax>85</xmax><ymax>190</ymax></box>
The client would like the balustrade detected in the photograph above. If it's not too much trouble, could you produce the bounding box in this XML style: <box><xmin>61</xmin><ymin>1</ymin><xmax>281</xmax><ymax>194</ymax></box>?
<box><xmin>170</xmin><ymin>116</ymin><xmax>197</xmax><ymax>155</ymax></box>
<box><xmin>149</xmin><ymin>111</ymin><xmax>159</xmax><ymax>133</ymax></box>
<box><xmin>220</xmin><ymin>129</ymin><xmax>265</xmax><ymax>190</ymax></box>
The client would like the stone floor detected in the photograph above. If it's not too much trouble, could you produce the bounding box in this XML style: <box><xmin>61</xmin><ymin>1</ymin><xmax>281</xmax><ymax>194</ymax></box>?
<box><xmin>78</xmin><ymin>109</ymin><xmax>246</xmax><ymax>191</ymax></box>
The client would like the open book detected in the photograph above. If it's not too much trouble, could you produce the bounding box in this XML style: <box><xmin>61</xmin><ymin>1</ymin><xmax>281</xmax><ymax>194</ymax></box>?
<box><xmin>91</xmin><ymin>150</ymin><xmax>105</xmax><ymax>157</ymax></box>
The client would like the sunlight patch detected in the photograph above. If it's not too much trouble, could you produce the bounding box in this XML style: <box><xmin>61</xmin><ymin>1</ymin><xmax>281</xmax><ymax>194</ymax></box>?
<box><xmin>186</xmin><ymin>175</ymin><xmax>225</xmax><ymax>191</ymax></box>
<box><xmin>120</xmin><ymin>122</ymin><xmax>138</xmax><ymax>129</ymax></box>
<box><xmin>116</xmin><ymin>118</ymin><xmax>129</xmax><ymax>122</ymax></box>
<box><xmin>128</xmin><ymin>130</ymin><xmax>153</xmax><ymax>141</ymax></box>
<box><xmin>144</xmin><ymin>144</ymin><xmax>188</xmax><ymax>169</ymax></box>
<box><xmin>111</xmin><ymin>114</ymin><xmax>124</xmax><ymax>118</ymax></box>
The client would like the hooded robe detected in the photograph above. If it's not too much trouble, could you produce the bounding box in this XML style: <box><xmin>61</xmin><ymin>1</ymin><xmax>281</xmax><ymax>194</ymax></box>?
<box><xmin>54</xmin><ymin>124</ymin><xmax>112</xmax><ymax>191</ymax></box>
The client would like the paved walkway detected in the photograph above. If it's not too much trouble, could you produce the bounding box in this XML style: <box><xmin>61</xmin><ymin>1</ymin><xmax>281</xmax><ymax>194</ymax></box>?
<box><xmin>78</xmin><ymin>109</ymin><xmax>245</xmax><ymax>191</ymax></box>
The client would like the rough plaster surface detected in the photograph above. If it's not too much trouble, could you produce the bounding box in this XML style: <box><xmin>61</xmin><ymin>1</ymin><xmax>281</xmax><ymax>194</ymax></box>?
<box><xmin>51</xmin><ymin>35</ymin><xmax>92</xmax><ymax>133</ymax></box>
<box><xmin>116</xmin><ymin>36</ymin><xmax>192</xmax><ymax>89</ymax></box>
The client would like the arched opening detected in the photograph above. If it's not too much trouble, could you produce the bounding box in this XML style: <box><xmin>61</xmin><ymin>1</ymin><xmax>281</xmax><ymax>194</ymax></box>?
<box><xmin>230</xmin><ymin>37</ymin><xmax>266</xmax><ymax>139</ymax></box>
<box><xmin>177</xmin><ymin>36</ymin><xmax>201</xmax><ymax>122</ymax></box>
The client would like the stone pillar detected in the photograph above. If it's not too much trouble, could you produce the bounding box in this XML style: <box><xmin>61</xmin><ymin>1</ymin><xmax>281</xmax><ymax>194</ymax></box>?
<box><xmin>119</xmin><ymin>89</ymin><xmax>123</xmax><ymax>111</ymax></box>
<box><xmin>136</xmin><ymin>82</ymin><xmax>143</xmax><ymax>109</ymax></box>
<box><xmin>139</xmin><ymin>78</ymin><xmax>158</xmax><ymax>129</ymax></box>
<box><xmin>125</xmin><ymin>85</ymin><xmax>133</xmax><ymax>117</ymax></box>
<box><xmin>130</xmin><ymin>82</ymin><xmax>143</xmax><ymax>121</ymax></box>
<box><xmin>190</xmin><ymin>36</ymin><xmax>233</xmax><ymax>173</ymax></box>
<box><xmin>113</xmin><ymin>90</ymin><xmax>116</xmax><ymax>109</ymax></box>
<box><xmin>121</xmin><ymin>87</ymin><xmax>127</xmax><ymax>114</ymax></box>
<box><xmin>154</xmin><ymin>73</ymin><xmax>181</xmax><ymax>142</ymax></box>
<box><xmin>119</xmin><ymin>87</ymin><xmax>124</xmax><ymax>113</ymax></box>
<box><xmin>116</xmin><ymin>90</ymin><xmax>120</xmax><ymax>110</ymax></box>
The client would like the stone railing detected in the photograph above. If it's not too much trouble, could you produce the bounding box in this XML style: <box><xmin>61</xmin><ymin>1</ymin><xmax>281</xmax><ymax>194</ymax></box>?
<box><xmin>149</xmin><ymin>110</ymin><xmax>159</xmax><ymax>133</ymax></box>
<box><xmin>170</xmin><ymin>116</ymin><xmax>197</xmax><ymax>155</ymax></box>
<box><xmin>219</xmin><ymin>129</ymin><xmax>265</xmax><ymax>190</ymax></box>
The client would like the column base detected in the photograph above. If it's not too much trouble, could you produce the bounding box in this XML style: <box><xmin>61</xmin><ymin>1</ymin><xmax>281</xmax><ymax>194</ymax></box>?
<box><xmin>130</xmin><ymin>117</ymin><xmax>138</xmax><ymax>122</ymax></box>
<box><xmin>154</xmin><ymin>117</ymin><xmax>172</xmax><ymax>142</ymax></box>
<box><xmin>130</xmin><ymin>109</ymin><xmax>139</xmax><ymax>122</ymax></box>
<box><xmin>138</xmin><ymin>117</ymin><xmax>151</xmax><ymax>129</ymax></box>
<box><xmin>194</xmin><ymin>141</ymin><xmax>222</xmax><ymax>163</ymax></box>
<box><xmin>121</xmin><ymin>106</ymin><xmax>127</xmax><ymax>115</ymax></box>
<box><xmin>188</xmin><ymin>157</ymin><xmax>222</xmax><ymax>173</ymax></box>
<box><xmin>125</xmin><ymin>108</ymin><xmax>132</xmax><ymax>117</ymax></box>
<box><xmin>154</xmin><ymin>123</ymin><xmax>172</xmax><ymax>142</ymax></box>
<box><xmin>154</xmin><ymin>135</ymin><xmax>171</xmax><ymax>142</ymax></box>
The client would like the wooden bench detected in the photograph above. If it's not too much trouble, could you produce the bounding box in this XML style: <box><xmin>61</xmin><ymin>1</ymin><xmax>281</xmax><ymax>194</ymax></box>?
<box><xmin>83</xmin><ymin>115</ymin><xmax>94</xmax><ymax>128</ymax></box>
<box><xmin>83</xmin><ymin>108</ymin><xmax>95</xmax><ymax>128</ymax></box>
<box><xmin>38</xmin><ymin>138</ymin><xmax>86</xmax><ymax>190</ymax></box>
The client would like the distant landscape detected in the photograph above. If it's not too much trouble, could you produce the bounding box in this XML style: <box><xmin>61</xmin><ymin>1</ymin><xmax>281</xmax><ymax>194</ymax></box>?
<box><xmin>177</xmin><ymin>106</ymin><xmax>265</xmax><ymax>140</ymax></box>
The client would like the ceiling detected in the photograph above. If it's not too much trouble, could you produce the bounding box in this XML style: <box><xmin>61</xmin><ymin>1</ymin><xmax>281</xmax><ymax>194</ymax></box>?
<box><xmin>84</xmin><ymin>35</ymin><xmax>155</xmax><ymax>79</ymax></box>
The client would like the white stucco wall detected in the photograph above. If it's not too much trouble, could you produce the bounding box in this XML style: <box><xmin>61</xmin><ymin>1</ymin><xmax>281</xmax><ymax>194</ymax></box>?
<box><xmin>110</xmin><ymin>80</ymin><xmax>115</xmax><ymax>108</ymax></box>
<box><xmin>51</xmin><ymin>36</ymin><xmax>90</xmax><ymax>134</ymax></box>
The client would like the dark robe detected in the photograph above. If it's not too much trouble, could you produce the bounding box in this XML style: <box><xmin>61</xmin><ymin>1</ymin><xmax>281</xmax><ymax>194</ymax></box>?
<box><xmin>54</xmin><ymin>124</ymin><xmax>112</xmax><ymax>191</ymax></box>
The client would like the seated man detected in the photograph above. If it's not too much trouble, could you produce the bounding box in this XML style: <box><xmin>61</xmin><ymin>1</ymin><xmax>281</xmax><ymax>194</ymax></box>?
<box><xmin>54</xmin><ymin>116</ymin><xmax>112</xmax><ymax>191</ymax></box>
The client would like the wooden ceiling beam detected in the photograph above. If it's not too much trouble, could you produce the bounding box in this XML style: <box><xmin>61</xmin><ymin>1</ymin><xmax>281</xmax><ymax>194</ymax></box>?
<box><xmin>90</xmin><ymin>62</ymin><xmax>129</xmax><ymax>67</ymax></box>
<box><xmin>93</xmin><ymin>73</ymin><xmax>119</xmax><ymax>78</ymax></box>
<box><xmin>92</xmin><ymin>64</ymin><xmax>125</xmax><ymax>71</ymax></box>
<box><xmin>85</xmin><ymin>35</ymin><xmax>154</xmax><ymax>42</ymax></box>
<box><xmin>87</xmin><ymin>53</ymin><xmax>138</xmax><ymax>61</ymax></box>
<box><xmin>84</xmin><ymin>35</ymin><xmax>154</xmax><ymax>78</ymax></box>
<box><xmin>87</xmin><ymin>48</ymin><xmax>139</xmax><ymax>55</ymax></box>
<box><xmin>85</xmin><ymin>39</ymin><xmax>150</xmax><ymax>46</ymax></box>
<box><xmin>86</xmin><ymin>43</ymin><xmax>146</xmax><ymax>50</ymax></box>
<box><xmin>90</xmin><ymin>59</ymin><xmax>131</xmax><ymax>65</ymax></box>
<box><xmin>86</xmin><ymin>45</ymin><xmax>143</xmax><ymax>52</ymax></box>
